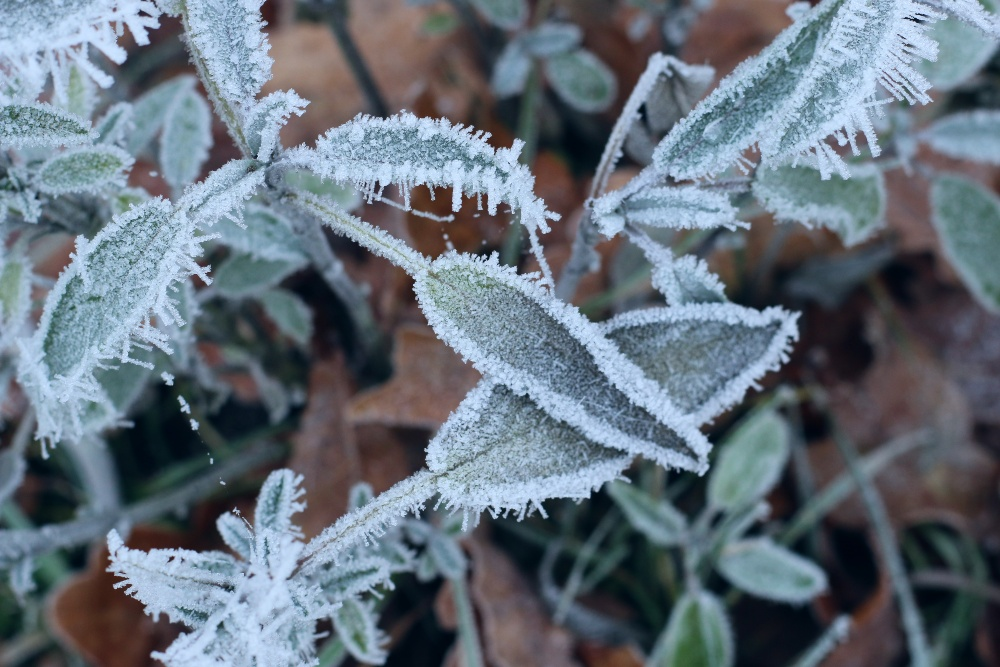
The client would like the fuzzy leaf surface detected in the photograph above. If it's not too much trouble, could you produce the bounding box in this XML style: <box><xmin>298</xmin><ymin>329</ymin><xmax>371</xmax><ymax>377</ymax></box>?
<box><xmin>753</xmin><ymin>163</ymin><xmax>886</xmax><ymax>245</ymax></box>
<box><xmin>930</xmin><ymin>174</ymin><xmax>1000</xmax><ymax>312</ymax></box>
<box><xmin>127</xmin><ymin>76</ymin><xmax>195</xmax><ymax>155</ymax></box>
<box><xmin>216</xmin><ymin>202</ymin><xmax>306</xmax><ymax>263</ymax></box>
<box><xmin>35</xmin><ymin>146</ymin><xmax>133</xmax><ymax>195</ymax></box>
<box><xmin>544</xmin><ymin>49</ymin><xmax>617</xmax><ymax>114</ymax></box>
<box><xmin>916</xmin><ymin>0</ymin><xmax>997</xmax><ymax>90</ymax></box>
<box><xmin>594</xmin><ymin>185</ymin><xmax>739</xmax><ymax>236</ymax></box>
<box><xmin>716</xmin><ymin>538</ymin><xmax>828</xmax><ymax>603</ymax></box>
<box><xmin>212</xmin><ymin>254</ymin><xmax>301</xmax><ymax>299</ymax></box>
<box><xmin>332</xmin><ymin>597</ymin><xmax>387</xmax><ymax>665</ymax></box>
<box><xmin>651</xmin><ymin>591</ymin><xmax>734</xmax><ymax>667</ymax></box>
<box><xmin>606</xmin><ymin>481</ymin><xmax>687</xmax><ymax>546</ymax></box>
<box><xmin>707</xmin><ymin>407</ymin><xmax>791</xmax><ymax>511</ymax></box>
<box><xmin>160</xmin><ymin>85</ymin><xmax>212</xmax><ymax>190</ymax></box>
<box><xmin>0</xmin><ymin>103</ymin><xmax>94</xmax><ymax>148</ymax></box>
<box><xmin>921</xmin><ymin>111</ymin><xmax>1000</xmax><ymax>165</ymax></box>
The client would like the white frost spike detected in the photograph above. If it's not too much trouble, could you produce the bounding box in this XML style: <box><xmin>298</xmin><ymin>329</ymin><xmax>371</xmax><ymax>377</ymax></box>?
<box><xmin>0</xmin><ymin>0</ymin><xmax>160</xmax><ymax>100</ymax></box>
<box><xmin>593</xmin><ymin>184</ymin><xmax>741</xmax><ymax>236</ymax></box>
<box><xmin>183</xmin><ymin>0</ymin><xmax>272</xmax><ymax>111</ymax></box>
<box><xmin>651</xmin><ymin>0</ymin><xmax>944</xmax><ymax>180</ymax></box>
<box><xmin>243</xmin><ymin>90</ymin><xmax>308</xmax><ymax>161</ymax></box>
<box><xmin>414</xmin><ymin>252</ymin><xmax>711</xmax><ymax>473</ymax></box>
<box><xmin>428</xmin><ymin>381</ymin><xmax>631</xmax><ymax>519</ymax></box>
<box><xmin>298</xmin><ymin>112</ymin><xmax>557</xmax><ymax>279</ymax></box>
<box><xmin>602</xmin><ymin>303</ymin><xmax>799</xmax><ymax>425</ymax></box>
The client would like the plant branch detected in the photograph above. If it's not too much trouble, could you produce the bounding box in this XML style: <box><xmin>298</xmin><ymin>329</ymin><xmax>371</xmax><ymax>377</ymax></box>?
<box><xmin>321</xmin><ymin>0</ymin><xmax>389</xmax><ymax>117</ymax></box>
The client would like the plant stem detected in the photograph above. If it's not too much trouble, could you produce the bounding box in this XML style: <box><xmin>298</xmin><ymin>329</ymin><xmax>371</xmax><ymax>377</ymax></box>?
<box><xmin>323</xmin><ymin>0</ymin><xmax>389</xmax><ymax>117</ymax></box>
<box><xmin>828</xmin><ymin>419</ymin><xmax>931</xmax><ymax>667</ymax></box>
<box><xmin>788</xmin><ymin>616</ymin><xmax>852</xmax><ymax>667</ymax></box>
<box><xmin>501</xmin><ymin>63</ymin><xmax>543</xmax><ymax>267</ymax></box>
<box><xmin>451</xmin><ymin>572</ymin><xmax>486</xmax><ymax>667</ymax></box>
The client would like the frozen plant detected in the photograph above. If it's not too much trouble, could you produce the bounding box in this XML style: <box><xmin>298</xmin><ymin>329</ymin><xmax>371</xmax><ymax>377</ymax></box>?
<box><xmin>0</xmin><ymin>0</ymin><xmax>998</xmax><ymax>664</ymax></box>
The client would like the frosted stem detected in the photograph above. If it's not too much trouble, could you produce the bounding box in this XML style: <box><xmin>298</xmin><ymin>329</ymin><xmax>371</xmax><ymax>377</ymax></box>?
<box><xmin>319</xmin><ymin>0</ymin><xmax>389</xmax><ymax>117</ymax></box>
<box><xmin>789</xmin><ymin>616</ymin><xmax>852</xmax><ymax>667</ymax></box>
<box><xmin>450</xmin><ymin>571</ymin><xmax>486</xmax><ymax>667</ymax></box>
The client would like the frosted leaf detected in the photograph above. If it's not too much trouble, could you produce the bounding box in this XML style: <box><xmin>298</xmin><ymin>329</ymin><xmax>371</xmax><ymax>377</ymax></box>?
<box><xmin>35</xmin><ymin>146</ymin><xmax>134</xmax><ymax>195</ymax></box>
<box><xmin>414</xmin><ymin>252</ymin><xmax>711</xmax><ymax>472</ymax></box>
<box><xmin>593</xmin><ymin>184</ymin><xmax>740</xmax><ymax>236</ymax></box>
<box><xmin>212</xmin><ymin>254</ymin><xmax>302</xmax><ymax>299</ymax></box>
<box><xmin>425</xmin><ymin>533</ymin><xmax>467</xmax><ymax>580</ymax></box>
<box><xmin>916</xmin><ymin>0</ymin><xmax>997</xmax><ymax>90</ymax></box>
<box><xmin>183</xmin><ymin>0</ymin><xmax>272</xmax><ymax>110</ymax></box>
<box><xmin>95</xmin><ymin>102</ymin><xmax>134</xmax><ymax>146</ymax></box>
<box><xmin>107</xmin><ymin>529</ymin><xmax>241</xmax><ymax>627</ymax></box>
<box><xmin>254</xmin><ymin>469</ymin><xmax>306</xmax><ymax>537</ymax></box>
<box><xmin>649</xmin><ymin>591</ymin><xmax>734</xmax><ymax>667</ymax></box>
<box><xmin>160</xmin><ymin>85</ymin><xmax>212</xmax><ymax>191</ymax></box>
<box><xmin>920</xmin><ymin>110</ymin><xmax>1000</xmax><ymax>165</ymax></box>
<box><xmin>303</xmin><ymin>112</ymin><xmax>555</xmax><ymax>234</ymax></box>
<box><xmin>349</xmin><ymin>483</ymin><xmax>375</xmax><ymax>512</ymax></box>
<box><xmin>429</xmin><ymin>381</ymin><xmax>631</xmax><ymax>518</ymax></box>
<box><xmin>178</xmin><ymin>158</ymin><xmax>265</xmax><ymax>227</ymax></box>
<box><xmin>127</xmin><ymin>76</ymin><xmax>196</xmax><ymax>156</ymax></box>
<box><xmin>491</xmin><ymin>41</ymin><xmax>532</xmax><ymax>98</ymax></box>
<box><xmin>707</xmin><ymin>407</ymin><xmax>791</xmax><ymax>512</ymax></box>
<box><xmin>257</xmin><ymin>289</ymin><xmax>313</xmax><ymax>346</ymax></box>
<box><xmin>0</xmin><ymin>0</ymin><xmax>160</xmax><ymax>99</ymax></box>
<box><xmin>606</xmin><ymin>480</ymin><xmax>687</xmax><ymax>547</ymax></box>
<box><xmin>0</xmin><ymin>250</ymin><xmax>32</xmax><ymax>348</ymax></box>
<box><xmin>216</xmin><ymin>512</ymin><xmax>253</xmax><ymax>561</ymax></box>
<box><xmin>332</xmin><ymin>596</ymin><xmax>388</xmax><ymax>665</ymax></box>
<box><xmin>216</xmin><ymin>202</ymin><xmax>307</xmax><ymax>263</ymax></box>
<box><xmin>716</xmin><ymin>538</ymin><xmax>828</xmax><ymax>603</ymax></box>
<box><xmin>0</xmin><ymin>103</ymin><xmax>94</xmax><ymax>148</ymax></box>
<box><xmin>653</xmin><ymin>253</ymin><xmax>729</xmax><ymax>306</ymax></box>
<box><xmin>18</xmin><ymin>198</ymin><xmax>201</xmax><ymax>445</ymax></box>
<box><xmin>753</xmin><ymin>163</ymin><xmax>886</xmax><ymax>246</ymax></box>
<box><xmin>521</xmin><ymin>22</ymin><xmax>583</xmax><ymax>57</ymax></box>
<box><xmin>81</xmin><ymin>349</ymin><xmax>155</xmax><ymax>433</ymax></box>
<box><xmin>313</xmin><ymin>558</ymin><xmax>391</xmax><ymax>600</ymax></box>
<box><xmin>651</xmin><ymin>0</ymin><xmax>943</xmax><ymax>180</ymax></box>
<box><xmin>930</xmin><ymin>174</ymin><xmax>1000</xmax><ymax>313</ymax></box>
<box><xmin>603</xmin><ymin>304</ymin><xmax>798</xmax><ymax>424</ymax></box>
<box><xmin>469</xmin><ymin>0</ymin><xmax>527</xmax><ymax>29</ymax></box>
<box><xmin>283</xmin><ymin>169</ymin><xmax>362</xmax><ymax>212</ymax></box>
<box><xmin>543</xmin><ymin>49</ymin><xmax>617</xmax><ymax>114</ymax></box>
<box><xmin>58</xmin><ymin>64</ymin><xmax>98</xmax><ymax>120</ymax></box>
<box><xmin>934</xmin><ymin>0</ymin><xmax>1000</xmax><ymax>35</ymax></box>
<box><xmin>243</xmin><ymin>90</ymin><xmax>308</xmax><ymax>161</ymax></box>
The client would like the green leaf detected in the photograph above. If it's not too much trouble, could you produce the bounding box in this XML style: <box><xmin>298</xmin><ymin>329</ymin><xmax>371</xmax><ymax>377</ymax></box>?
<box><xmin>257</xmin><ymin>289</ymin><xmax>313</xmax><ymax>345</ymax></box>
<box><xmin>95</xmin><ymin>102</ymin><xmax>134</xmax><ymax>146</ymax></box>
<box><xmin>716</xmin><ymin>538</ymin><xmax>828</xmax><ymax>603</ymax></box>
<box><xmin>160</xmin><ymin>85</ymin><xmax>212</xmax><ymax>190</ymax></box>
<box><xmin>0</xmin><ymin>251</ymin><xmax>31</xmax><ymax>337</ymax></box>
<box><xmin>128</xmin><ymin>76</ymin><xmax>196</xmax><ymax>156</ymax></box>
<box><xmin>544</xmin><ymin>49</ymin><xmax>617</xmax><ymax>114</ymax></box>
<box><xmin>753</xmin><ymin>163</ymin><xmax>886</xmax><ymax>246</ymax></box>
<box><xmin>606</xmin><ymin>481</ymin><xmax>687</xmax><ymax>547</ymax></box>
<box><xmin>426</xmin><ymin>534</ymin><xmax>467</xmax><ymax>580</ymax></box>
<box><xmin>253</xmin><ymin>469</ymin><xmax>305</xmax><ymax>536</ymax></box>
<box><xmin>920</xmin><ymin>111</ymin><xmax>1000</xmax><ymax>166</ymax></box>
<box><xmin>707</xmin><ymin>407</ymin><xmax>791</xmax><ymax>512</ymax></box>
<box><xmin>212</xmin><ymin>254</ymin><xmax>301</xmax><ymax>299</ymax></box>
<box><xmin>313</xmin><ymin>558</ymin><xmax>391</xmax><ymax>599</ymax></box>
<box><xmin>469</xmin><ymin>0</ymin><xmax>527</xmax><ymax>29</ymax></box>
<box><xmin>0</xmin><ymin>103</ymin><xmax>94</xmax><ymax>148</ymax></box>
<box><xmin>216</xmin><ymin>512</ymin><xmax>253</xmax><ymax>561</ymax></box>
<box><xmin>650</xmin><ymin>591</ymin><xmax>734</xmax><ymax>667</ymax></box>
<box><xmin>331</xmin><ymin>597</ymin><xmax>387</xmax><ymax>665</ymax></box>
<box><xmin>930</xmin><ymin>174</ymin><xmax>1000</xmax><ymax>313</ymax></box>
<box><xmin>593</xmin><ymin>184</ymin><xmax>739</xmax><ymax>236</ymax></box>
<box><xmin>283</xmin><ymin>170</ymin><xmax>361</xmax><ymax>212</ymax></box>
<box><xmin>35</xmin><ymin>146</ymin><xmax>134</xmax><ymax>195</ymax></box>
<box><xmin>916</xmin><ymin>0</ymin><xmax>997</xmax><ymax>90</ymax></box>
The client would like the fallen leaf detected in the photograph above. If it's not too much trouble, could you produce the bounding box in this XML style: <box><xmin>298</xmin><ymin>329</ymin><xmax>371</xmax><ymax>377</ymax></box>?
<box><xmin>682</xmin><ymin>0</ymin><xmax>791</xmax><ymax>80</ymax></box>
<box><xmin>576</xmin><ymin>641</ymin><xmax>645</xmax><ymax>667</ymax></box>
<box><xmin>347</xmin><ymin>325</ymin><xmax>480</xmax><ymax>431</ymax></box>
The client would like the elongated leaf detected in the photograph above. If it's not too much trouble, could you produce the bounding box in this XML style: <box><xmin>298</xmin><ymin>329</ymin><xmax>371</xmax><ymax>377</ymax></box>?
<box><xmin>0</xmin><ymin>103</ymin><xmax>94</xmax><ymax>148</ymax></box>
<box><xmin>127</xmin><ymin>76</ymin><xmax>196</xmax><ymax>155</ymax></box>
<box><xmin>653</xmin><ymin>252</ymin><xmax>728</xmax><ymax>306</ymax></box>
<box><xmin>491</xmin><ymin>41</ymin><xmax>532</xmax><ymax>98</ymax></box>
<box><xmin>257</xmin><ymin>289</ymin><xmax>313</xmax><ymax>345</ymax></box>
<box><xmin>414</xmin><ymin>252</ymin><xmax>710</xmax><ymax>473</ymax></box>
<box><xmin>0</xmin><ymin>250</ymin><xmax>31</xmax><ymax>343</ymax></box>
<box><xmin>161</xmin><ymin>85</ymin><xmax>212</xmax><ymax>190</ymax></box>
<box><xmin>96</xmin><ymin>102</ymin><xmax>134</xmax><ymax>146</ymax></box>
<box><xmin>429</xmin><ymin>381</ymin><xmax>631</xmax><ymax>517</ymax></box>
<box><xmin>650</xmin><ymin>591</ymin><xmax>734</xmax><ymax>667</ymax></box>
<box><xmin>35</xmin><ymin>146</ymin><xmax>134</xmax><ymax>195</ymax></box>
<box><xmin>469</xmin><ymin>0</ymin><xmax>527</xmax><ymax>29</ymax></box>
<box><xmin>716</xmin><ymin>538</ymin><xmax>828</xmax><ymax>603</ymax></box>
<box><xmin>603</xmin><ymin>304</ymin><xmax>798</xmax><ymax>425</ymax></box>
<box><xmin>707</xmin><ymin>407</ymin><xmax>791</xmax><ymax>512</ymax></box>
<box><xmin>213</xmin><ymin>254</ymin><xmax>301</xmax><ymax>299</ymax></box>
<box><xmin>753</xmin><ymin>163</ymin><xmax>886</xmax><ymax>246</ymax></box>
<box><xmin>216</xmin><ymin>512</ymin><xmax>253</xmax><ymax>561</ymax></box>
<box><xmin>302</xmin><ymin>112</ymin><xmax>554</xmax><ymax>231</ymax></box>
<box><xmin>426</xmin><ymin>534</ymin><xmax>467</xmax><ymax>579</ymax></box>
<box><xmin>313</xmin><ymin>557</ymin><xmax>392</xmax><ymax>599</ymax></box>
<box><xmin>594</xmin><ymin>184</ymin><xmax>739</xmax><ymax>236</ymax></box>
<box><xmin>920</xmin><ymin>111</ymin><xmax>1000</xmax><ymax>166</ymax></box>
<box><xmin>179</xmin><ymin>158</ymin><xmax>265</xmax><ymax>226</ymax></box>
<box><xmin>916</xmin><ymin>0</ymin><xmax>997</xmax><ymax>90</ymax></box>
<box><xmin>651</xmin><ymin>0</ymin><xmax>941</xmax><ymax>179</ymax></box>
<box><xmin>332</xmin><ymin>597</ymin><xmax>387</xmax><ymax>665</ymax></box>
<box><xmin>930</xmin><ymin>174</ymin><xmax>1000</xmax><ymax>312</ymax></box>
<box><xmin>254</xmin><ymin>469</ymin><xmax>306</xmax><ymax>536</ymax></box>
<box><xmin>59</xmin><ymin>64</ymin><xmax>98</xmax><ymax>119</ymax></box>
<box><xmin>243</xmin><ymin>90</ymin><xmax>308</xmax><ymax>160</ymax></box>
<box><xmin>544</xmin><ymin>49</ymin><xmax>617</xmax><ymax>114</ymax></box>
<box><xmin>606</xmin><ymin>481</ymin><xmax>687</xmax><ymax>546</ymax></box>
<box><xmin>216</xmin><ymin>202</ymin><xmax>307</xmax><ymax>263</ymax></box>
<box><xmin>522</xmin><ymin>22</ymin><xmax>582</xmax><ymax>57</ymax></box>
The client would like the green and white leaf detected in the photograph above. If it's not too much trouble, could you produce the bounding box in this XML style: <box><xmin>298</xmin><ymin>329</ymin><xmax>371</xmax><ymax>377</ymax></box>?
<box><xmin>57</xmin><ymin>64</ymin><xmax>98</xmax><ymax>119</ymax></box>
<box><xmin>0</xmin><ymin>103</ymin><xmax>94</xmax><ymax>148</ymax></box>
<box><xmin>630</xmin><ymin>235</ymin><xmax>728</xmax><ymax>305</ymax></box>
<box><xmin>930</xmin><ymin>174</ymin><xmax>1000</xmax><ymax>313</ymax></box>
<box><xmin>216</xmin><ymin>511</ymin><xmax>253</xmax><ymax>561</ymax></box>
<box><xmin>254</xmin><ymin>469</ymin><xmax>305</xmax><ymax>537</ymax></box>
<box><xmin>243</xmin><ymin>90</ymin><xmax>308</xmax><ymax>161</ymax></box>
<box><xmin>920</xmin><ymin>111</ymin><xmax>1000</xmax><ymax>166</ymax></box>
<box><xmin>753</xmin><ymin>163</ymin><xmax>886</xmax><ymax>246</ymax></box>
<box><xmin>916</xmin><ymin>0</ymin><xmax>997</xmax><ymax>90</ymax></box>
<box><xmin>96</xmin><ymin>102</ymin><xmax>134</xmax><ymax>146</ymax></box>
<box><xmin>469</xmin><ymin>0</ymin><xmax>527</xmax><ymax>29</ymax></box>
<box><xmin>127</xmin><ymin>76</ymin><xmax>196</xmax><ymax>155</ymax></box>
<box><xmin>606</xmin><ymin>480</ymin><xmax>687</xmax><ymax>547</ymax></box>
<box><xmin>332</xmin><ymin>597</ymin><xmax>387</xmax><ymax>665</ymax></box>
<box><xmin>35</xmin><ymin>146</ymin><xmax>134</xmax><ymax>195</ymax></box>
<box><xmin>544</xmin><ymin>49</ymin><xmax>617</xmax><ymax>114</ymax></box>
<box><xmin>707</xmin><ymin>406</ymin><xmax>791</xmax><ymax>512</ymax></box>
<box><xmin>716</xmin><ymin>538</ymin><xmax>828</xmax><ymax>604</ymax></box>
<box><xmin>160</xmin><ymin>85</ymin><xmax>212</xmax><ymax>191</ymax></box>
<box><xmin>0</xmin><ymin>249</ymin><xmax>32</xmax><ymax>348</ymax></box>
<box><xmin>414</xmin><ymin>252</ymin><xmax>711</xmax><ymax>473</ymax></box>
<box><xmin>491</xmin><ymin>41</ymin><xmax>532</xmax><ymax>98</ymax></box>
<box><xmin>593</xmin><ymin>184</ymin><xmax>740</xmax><ymax>236</ymax></box>
<box><xmin>429</xmin><ymin>381</ymin><xmax>631</xmax><ymax>518</ymax></box>
<box><xmin>522</xmin><ymin>22</ymin><xmax>582</xmax><ymax>57</ymax></box>
<box><xmin>649</xmin><ymin>591</ymin><xmax>734</xmax><ymax>667</ymax></box>
<box><xmin>213</xmin><ymin>254</ymin><xmax>301</xmax><ymax>299</ymax></box>
<box><xmin>257</xmin><ymin>289</ymin><xmax>313</xmax><ymax>346</ymax></box>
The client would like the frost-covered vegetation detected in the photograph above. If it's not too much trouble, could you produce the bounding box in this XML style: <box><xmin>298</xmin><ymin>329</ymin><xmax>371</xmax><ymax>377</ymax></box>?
<box><xmin>1</xmin><ymin>0</ymin><xmax>999</xmax><ymax>665</ymax></box>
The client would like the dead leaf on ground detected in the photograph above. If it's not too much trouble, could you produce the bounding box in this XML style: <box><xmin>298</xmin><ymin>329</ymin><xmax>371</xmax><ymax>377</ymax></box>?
<box><xmin>47</xmin><ymin>527</ymin><xmax>189</xmax><ymax>667</ymax></box>
<box><xmin>682</xmin><ymin>0</ymin><xmax>791</xmax><ymax>80</ymax></box>
<box><xmin>576</xmin><ymin>641</ymin><xmax>644</xmax><ymax>667</ymax></box>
